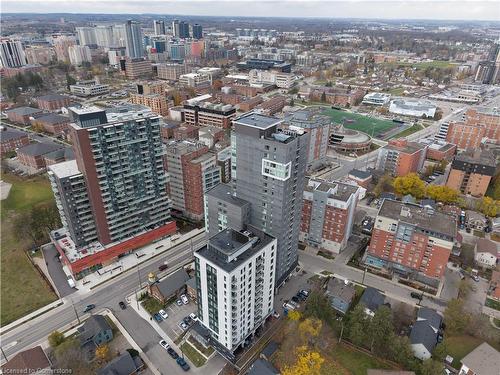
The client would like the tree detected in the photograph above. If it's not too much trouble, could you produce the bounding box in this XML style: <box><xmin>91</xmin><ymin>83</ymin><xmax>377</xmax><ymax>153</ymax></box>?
<box><xmin>282</xmin><ymin>346</ymin><xmax>324</xmax><ymax>375</ymax></box>
<box><xmin>48</xmin><ymin>330</ymin><xmax>66</xmax><ymax>348</ymax></box>
<box><xmin>426</xmin><ymin>185</ymin><xmax>458</xmax><ymax>203</ymax></box>
<box><xmin>444</xmin><ymin>298</ymin><xmax>471</xmax><ymax>335</ymax></box>
<box><xmin>288</xmin><ymin>310</ymin><xmax>302</xmax><ymax>321</ymax></box>
<box><xmin>367</xmin><ymin>306</ymin><xmax>394</xmax><ymax>355</ymax></box>
<box><xmin>393</xmin><ymin>173</ymin><xmax>426</xmax><ymax>198</ymax></box>
<box><xmin>298</xmin><ymin>318</ymin><xmax>322</xmax><ymax>345</ymax></box>
<box><xmin>66</xmin><ymin>73</ymin><xmax>76</xmax><ymax>89</ymax></box>
<box><xmin>346</xmin><ymin>304</ymin><xmax>368</xmax><ymax>347</ymax></box>
<box><xmin>419</xmin><ymin>359</ymin><xmax>443</xmax><ymax>375</ymax></box>
<box><xmin>477</xmin><ymin>196</ymin><xmax>499</xmax><ymax>217</ymax></box>
<box><xmin>95</xmin><ymin>344</ymin><xmax>111</xmax><ymax>363</ymax></box>
<box><xmin>54</xmin><ymin>338</ymin><xmax>90</xmax><ymax>375</ymax></box>
<box><xmin>433</xmin><ymin>341</ymin><xmax>448</xmax><ymax>362</ymax></box>
<box><xmin>373</xmin><ymin>174</ymin><xmax>394</xmax><ymax>197</ymax></box>
<box><xmin>389</xmin><ymin>335</ymin><xmax>419</xmax><ymax>369</ymax></box>
<box><xmin>457</xmin><ymin>279</ymin><xmax>472</xmax><ymax>299</ymax></box>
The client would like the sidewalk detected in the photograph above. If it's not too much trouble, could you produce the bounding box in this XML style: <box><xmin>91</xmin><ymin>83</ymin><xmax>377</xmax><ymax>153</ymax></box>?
<box><xmin>67</xmin><ymin>228</ymin><xmax>204</xmax><ymax>294</ymax></box>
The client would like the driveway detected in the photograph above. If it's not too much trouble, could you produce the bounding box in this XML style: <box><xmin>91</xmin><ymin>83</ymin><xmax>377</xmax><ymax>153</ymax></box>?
<box><xmin>42</xmin><ymin>244</ymin><xmax>76</xmax><ymax>298</ymax></box>
<box><xmin>440</xmin><ymin>267</ymin><xmax>460</xmax><ymax>301</ymax></box>
<box><xmin>159</xmin><ymin>298</ymin><xmax>197</xmax><ymax>340</ymax></box>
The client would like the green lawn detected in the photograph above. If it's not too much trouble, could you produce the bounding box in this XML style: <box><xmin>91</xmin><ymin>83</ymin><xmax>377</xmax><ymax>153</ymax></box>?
<box><xmin>181</xmin><ymin>342</ymin><xmax>207</xmax><ymax>367</ymax></box>
<box><xmin>444</xmin><ymin>335</ymin><xmax>483</xmax><ymax>369</ymax></box>
<box><xmin>321</xmin><ymin>108</ymin><xmax>398</xmax><ymax>138</ymax></box>
<box><xmin>332</xmin><ymin>344</ymin><xmax>396</xmax><ymax>375</ymax></box>
<box><xmin>390</xmin><ymin>124</ymin><xmax>423</xmax><ymax>139</ymax></box>
<box><xmin>1</xmin><ymin>172</ymin><xmax>58</xmax><ymax>325</ymax></box>
<box><xmin>387</xmin><ymin>87</ymin><xmax>407</xmax><ymax>96</ymax></box>
<box><xmin>140</xmin><ymin>295</ymin><xmax>165</xmax><ymax>315</ymax></box>
<box><xmin>381</xmin><ymin>61</ymin><xmax>456</xmax><ymax>70</ymax></box>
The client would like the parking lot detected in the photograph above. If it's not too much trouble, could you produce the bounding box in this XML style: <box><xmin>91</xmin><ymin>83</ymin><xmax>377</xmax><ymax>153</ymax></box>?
<box><xmin>158</xmin><ymin>296</ymin><xmax>198</xmax><ymax>339</ymax></box>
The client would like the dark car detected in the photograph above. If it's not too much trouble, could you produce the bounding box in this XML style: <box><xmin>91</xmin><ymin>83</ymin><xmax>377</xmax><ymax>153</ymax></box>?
<box><xmin>183</xmin><ymin>317</ymin><xmax>191</xmax><ymax>325</ymax></box>
<box><xmin>119</xmin><ymin>301</ymin><xmax>126</xmax><ymax>310</ymax></box>
<box><xmin>176</xmin><ymin>357</ymin><xmax>190</xmax><ymax>371</ymax></box>
<box><xmin>291</xmin><ymin>296</ymin><xmax>300</xmax><ymax>303</ymax></box>
<box><xmin>153</xmin><ymin>313</ymin><xmax>163</xmax><ymax>322</ymax></box>
<box><xmin>83</xmin><ymin>304</ymin><xmax>95</xmax><ymax>313</ymax></box>
<box><xmin>410</xmin><ymin>292</ymin><xmax>423</xmax><ymax>300</ymax></box>
<box><xmin>159</xmin><ymin>264</ymin><xmax>168</xmax><ymax>271</ymax></box>
<box><xmin>167</xmin><ymin>347</ymin><xmax>179</xmax><ymax>359</ymax></box>
<box><xmin>296</xmin><ymin>293</ymin><xmax>306</xmax><ymax>301</ymax></box>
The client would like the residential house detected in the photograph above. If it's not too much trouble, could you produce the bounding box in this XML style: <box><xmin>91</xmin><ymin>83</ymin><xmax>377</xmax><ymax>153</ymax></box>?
<box><xmin>30</xmin><ymin>113</ymin><xmax>70</xmax><ymax>135</ymax></box>
<box><xmin>359</xmin><ymin>287</ymin><xmax>386</xmax><ymax>317</ymax></box>
<box><xmin>148</xmin><ymin>268</ymin><xmax>190</xmax><ymax>304</ymax></box>
<box><xmin>490</xmin><ymin>270</ymin><xmax>500</xmax><ymax>301</ymax></box>
<box><xmin>1</xmin><ymin>346</ymin><xmax>52</xmax><ymax>374</ymax></box>
<box><xmin>459</xmin><ymin>342</ymin><xmax>500</xmax><ymax>375</ymax></box>
<box><xmin>466</xmin><ymin>211</ymin><xmax>488</xmax><ymax>231</ymax></box>
<box><xmin>409</xmin><ymin>307</ymin><xmax>443</xmax><ymax>360</ymax></box>
<box><xmin>78</xmin><ymin>315</ymin><xmax>113</xmax><ymax>360</ymax></box>
<box><xmin>326</xmin><ymin>278</ymin><xmax>356</xmax><ymax>314</ymax></box>
<box><xmin>97</xmin><ymin>351</ymin><xmax>144</xmax><ymax>375</ymax></box>
<box><xmin>185</xmin><ymin>277</ymin><xmax>197</xmax><ymax>301</ymax></box>
<box><xmin>246</xmin><ymin>358</ymin><xmax>280</xmax><ymax>375</ymax></box>
<box><xmin>474</xmin><ymin>239</ymin><xmax>498</xmax><ymax>269</ymax></box>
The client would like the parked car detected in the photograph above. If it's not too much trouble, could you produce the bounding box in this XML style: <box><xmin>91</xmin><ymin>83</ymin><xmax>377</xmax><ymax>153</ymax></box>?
<box><xmin>159</xmin><ymin>340</ymin><xmax>169</xmax><ymax>350</ymax></box>
<box><xmin>179</xmin><ymin>321</ymin><xmax>188</xmax><ymax>330</ymax></box>
<box><xmin>272</xmin><ymin>311</ymin><xmax>280</xmax><ymax>319</ymax></box>
<box><xmin>183</xmin><ymin>317</ymin><xmax>191</xmax><ymax>325</ymax></box>
<box><xmin>167</xmin><ymin>347</ymin><xmax>179</xmax><ymax>359</ymax></box>
<box><xmin>181</xmin><ymin>294</ymin><xmax>189</xmax><ymax>305</ymax></box>
<box><xmin>176</xmin><ymin>299</ymin><xmax>183</xmax><ymax>306</ymax></box>
<box><xmin>189</xmin><ymin>313</ymin><xmax>198</xmax><ymax>321</ymax></box>
<box><xmin>283</xmin><ymin>302</ymin><xmax>295</xmax><ymax>310</ymax></box>
<box><xmin>159</xmin><ymin>309</ymin><xmax>169</xmax><ymax>319</ymax></box>
<box><xmin>118</xmin><ymin>301</ymin><xmax>126</xmax><ymax>310</ymax></box>
<box><xmin>471</xmin><ymin>274</ymin><xmax>480</xmax><ymax>282</ymax></box>
<box><xmin>410</xmin><ymin>292</ymin><xmax>423</xmax><ymax>299</ymax></box>
<box><xmin>176</xmin><ymin>357</ymin><xmax>190</xmax><ymax>371</ymax></box>
<box><xmin>288</xmin><ymin>300</ymin><xmax>300</xmax><ymax>309</ymax></box>
<box><xmin>159</xmin><ymin>264</ymin><xmax>168</xmax><ymax>271</ymax></box>
<box><xmin>291</xmin><ymin>296</ymin><xmax>300</xmax><ymax>303</ymax></box>
<box><xmin>300</xmin><ymin>289</ymin><xmax>310</xmax><ymax>297</ymax></box>
<box><xmin>153</xmin><ymin>313</ymin><xmax>163</xmax><ymax>322</ymax></box>
<box><xmin>83</xmin><ymin>304</ymin><xmax>95</xmax><ymax>313</ymax></box>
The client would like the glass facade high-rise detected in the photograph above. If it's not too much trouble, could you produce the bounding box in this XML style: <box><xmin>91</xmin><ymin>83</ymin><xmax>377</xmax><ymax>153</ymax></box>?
<box><xmin>124</xmin><ymin>20</ymin><xmax>144</xmax><ymax>58</ymax></box>
<box><xmin>153</xmin><ymin>20</ymin><xmax>166</xmax><ymax>35</ymax></box>
<box><xmin>192</xmin><ymin>24</ymin><xmax>203</xmax><ymax>39</ymax></box>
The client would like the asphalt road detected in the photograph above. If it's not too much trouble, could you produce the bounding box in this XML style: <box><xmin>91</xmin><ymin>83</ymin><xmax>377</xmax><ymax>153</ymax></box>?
<box><xmin>1</xmin><ymin>233</ymin><xmax>208</xmax><ymax>367</ymax></box>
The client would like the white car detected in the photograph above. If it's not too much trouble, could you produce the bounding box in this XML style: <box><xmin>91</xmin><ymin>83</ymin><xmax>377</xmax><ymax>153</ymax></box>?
<box><xmin>176</xmin><ymin>299</ymin><xmax>183</xmax><ymax>306</ymax></box>
<box><xmin>159</xmin><ymin>309</ymin><xmax>169</xmax><ymax>319</ymax></box>
<box><xmin>179</xmin><ymin>321</ymin><xmax>188</xmax><ymax>330</ymax></box>
<box><xmin>272</xmin><ymin>311</ymin><xmax>280</xmax><ymax>319</ymax></box>
<box><xmin>181</xmin><ymin>294</ymin><xmax>189</xmax><ymax>305</ymax></box>
<box><xmin>189</xmin><ymin>313</ymin><xmax>198</xmax><ymax>321</ymax></box>
<box><xmin>159</xmin><ymin>340</ymin><xmax>169</xmax><ymax>350</ymax></box>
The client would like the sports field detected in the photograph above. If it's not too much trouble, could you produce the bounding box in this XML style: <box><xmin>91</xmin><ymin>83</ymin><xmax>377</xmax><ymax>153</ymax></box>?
<box><xmin>321</xmin><ymin>108</ymin><xmax>400</xmax><ymax>138</ymax></box>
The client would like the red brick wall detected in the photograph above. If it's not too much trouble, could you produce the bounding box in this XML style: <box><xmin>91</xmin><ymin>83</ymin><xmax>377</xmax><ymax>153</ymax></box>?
<box><xmin>1</xmin><ymin>135</ymin><xmax>29</xmax><ymax>154</ymax></box>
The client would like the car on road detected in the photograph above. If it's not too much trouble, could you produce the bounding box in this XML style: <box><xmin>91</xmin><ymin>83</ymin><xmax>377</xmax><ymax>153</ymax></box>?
<box><xmin>159</xmin><ymin>340</ymin><xmax>169</xmax><ymax>350</ymax></box>
<box><xmin>189</xmin><ymin>313</ymin><xmax>198</xmax><ymax>321</ymax></box>
<box><xmin>83</xmin><ymin>304</ymin><xmax>95</xmax><ymax>313</ymax></box>
<box><xmin>181</xmin><ymin>294</ymin><xmax>189</xmax><ymax>305</ymax></box>
<box><xmin>167</xmin><ymin>347</ymin><xmax>179</xmax><ymax>359</ymax></box>
<box><xmin>410</xmin><ymin>292</ymin><xmax>423</xmax><ymax>299</ymax></box>
<box><xmin>176</xmin><ymin>299</ymin><xmax>183</xmax><ymax>306</ymax></box>
<box><xmin>176</xmin><ymin>357</ymin><xmax>190</xmax><ymax>371</ymax></box>
<box><xmin>159</xmin><ymin>264</ymin><xmax>168</xmax><ymax>271</ymax></box>
<box><xmin>159</xmin><ymin>309</ymin><xmax>169</xmax><ymax>319</ymax></box>
<box><xmin>118</xmin><ymin>301</ymin><xmax>126</xmax><ymax>310</ymax></box>
<box><xmin>153</xmin><ymin>313</ymin><xmax>163</xmax><ymax>322</ymax></box>
<box><xmin>471</xmin><ymin>274</ymin><xmax>480</xmax><ymax>282</ymax></box>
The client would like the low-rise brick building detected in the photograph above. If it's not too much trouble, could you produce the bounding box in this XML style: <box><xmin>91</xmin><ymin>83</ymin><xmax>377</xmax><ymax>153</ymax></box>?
<box><xmin>173</xmin><ymin>124</ymin><xmax>199</xmax><ymax>140</ymax></box>
<box><xmin>1</xmin><ymin>127</ymin><xmax>29</xmax><ymax>155</ymax></box>
<box><xmin>6</xmin><ymin>106</ymin><xmax>43</xmax><ymax>125</ymax></box>
<box><xmin>31</xmin><ymin>113</ymin><xmax>70</xmax><ymax>135</ymax></box>
<box><xmin>17</xmin><ymin>142</ymin><xmax>65</xmax><ymax>170</ymax></box>
<box><xmin>35</xmin><ymin>94</ymin><xmax>72</xmax><ymax>111</ymax></box>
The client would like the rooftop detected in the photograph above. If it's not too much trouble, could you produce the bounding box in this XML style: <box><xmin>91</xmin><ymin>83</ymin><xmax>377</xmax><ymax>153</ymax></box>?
<box><xmin>460</xmin><ymin>342</ymin><xmax>500</xmax><ymax>375</ymax></box>
<box><xmin>48</xmin><ymin>159</ymin><xmax>81</xmax><ymax>179</ymax></box>
<box><xmin>154</xmin><ymin>268</ymin><xmax>190</xmax><ymax>298</ymax></box>
<box><xmin>17</xmin><ymin>142</ymin><xmax>63</xmax><ymax>157</ymax></box>
<box><xmin>1</xmin><ymin>346</ymin><xmax>51</xmax><ymax>373</ymax></box>
<box><xmin>378</xmin><ymin>199</ymin><xmax>457</xmax><ymax>239</ymax></box>
<box><xmin>305</xmin><ymin>178</ymin><xmax>359</xmax><ymax>202</ymax></box>
<box><xmin>36</xmin><ymin>94</ymin><xmax>70</xmax><ymax>102</ymax></box>
<box><xmin>34</xmin><ymin>113</ymin><xmax>70</xmax><ymax>125</ymax></box>
<box><xmin>349</xmin><ymin>169</ymin><xmax>372</xmax><ymax>180</ymax></box>
<box><xmin>233</xmin><ymin>112</ymin><xmax>283</xmax><ymax>130</ymax></box>
<box><xmin>205</xmin><ymin>183</ymin><xmax>250</xmax><ymax>208</ymax></box>
<box><xmin>476</xmin><ymin>238</ymin><xmax>498</xmax><ymax>257</ymax></box>
<box><xmin>1</xmin><ymin>127</ymin><xmax>27</xmax><ymax>141</ymax></box>
<box><xmin>386</xmin><ymin>139</ymin><xmax>426</xmax><ymax>154</ymax></box>
<box><xmin>454</xmin><ymin>149</ymin><xmax>496</xmax><ymax>168</ymax></box>
<box><xmin>6</xmin><ymin>106</ymin><xmax>42</xmax><ymax>116</ymax></box>
<box><xmin>196</xmin><ymin>226</ymin><xmax>275</xmax><ymax>272</ymax></box>
<box><xmin>327</xmin><ymin>278</ymin><xmax>356</xmax><ymax>302</ymax></box>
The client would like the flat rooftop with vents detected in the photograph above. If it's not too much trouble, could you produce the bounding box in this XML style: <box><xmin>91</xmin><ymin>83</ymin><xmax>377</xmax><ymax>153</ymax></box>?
<box><xmin>233</xmin><ymin>112</ymin><xmax>283</xmax><ymax>129</ymax></box>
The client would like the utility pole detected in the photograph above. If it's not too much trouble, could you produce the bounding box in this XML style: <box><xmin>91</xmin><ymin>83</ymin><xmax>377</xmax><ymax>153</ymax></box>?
<box><xmin>71</xmin><ymin>299</ymin><xmax>80</xmax><ymax>324</ymax></box>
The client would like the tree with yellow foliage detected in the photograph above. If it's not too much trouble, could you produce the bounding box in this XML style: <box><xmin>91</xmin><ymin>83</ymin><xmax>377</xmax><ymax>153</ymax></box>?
<box><xmin>477</xmin><ymin>196</ymin><xmax>499</xmax><ymax>217</ymax></box>
<box><xmin>393</xmin><ymin>173</ymin><xmax>426</xmax><ymax>198</ymax></box>
<box><xmin>95</xmin><ymin>344</ymin><xmax>111</xmax><ymax>363</ymax></box>
<box><xmin>288</xmin><ymin>310</ymin><xmax>302</xmax><ymax>321</ymax></box>
<box><xmin>298</xmin><ymin>318</ymin><xmax>322</xmax><ymax>345</ymax></box>
<box><xmin>282</xmin><ymin>346</ymin><xmax>324</xmax><ymax>375</ymax></box>
<box><xmin>426</xmin><ymin>185</ymin><xmax>458</xmax><ymax>203</ymax></box>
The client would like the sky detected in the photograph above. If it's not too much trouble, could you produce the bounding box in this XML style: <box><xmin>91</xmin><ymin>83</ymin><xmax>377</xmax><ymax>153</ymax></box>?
<box><xmin>2</xmin><ymin>0</ymin><xmax>500</xmax><ymax>21</ymax></box>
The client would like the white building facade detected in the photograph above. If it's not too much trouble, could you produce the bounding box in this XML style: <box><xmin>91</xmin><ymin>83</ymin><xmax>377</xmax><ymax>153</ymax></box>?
<box><xmin>194</xmin><ymin>227</ymin><xmax>276</xmax><ymax>355</ymax></box>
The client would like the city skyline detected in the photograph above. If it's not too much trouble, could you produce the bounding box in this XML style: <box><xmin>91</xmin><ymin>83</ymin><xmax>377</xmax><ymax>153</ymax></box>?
<box><xmin>2</xmin><ymin>0</ymin><xmax>500</xmax><ymax>21</ymax></box>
